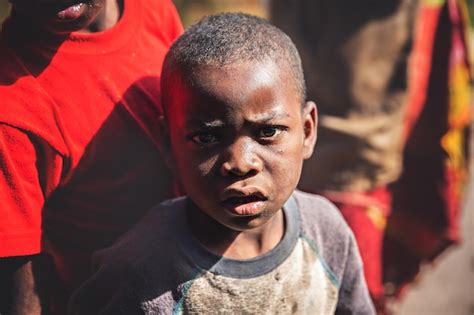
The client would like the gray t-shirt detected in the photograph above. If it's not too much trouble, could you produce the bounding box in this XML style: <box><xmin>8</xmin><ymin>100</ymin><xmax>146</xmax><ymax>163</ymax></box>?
<box><xmin>69</xmin><ymin>190</ymin><xmax>375</xmax><ymax>315</ymax></box>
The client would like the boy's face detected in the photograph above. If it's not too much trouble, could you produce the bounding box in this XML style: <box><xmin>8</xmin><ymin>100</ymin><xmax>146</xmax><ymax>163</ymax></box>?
<box><xmin>164</xmin><ymin>60</ymin><xmax>317</xmax><ymax>232</ymax></box>
<box><xmin>9</xmin><ymin>0</ymin><xmax>107</xmax><ymax>33</ymax></box>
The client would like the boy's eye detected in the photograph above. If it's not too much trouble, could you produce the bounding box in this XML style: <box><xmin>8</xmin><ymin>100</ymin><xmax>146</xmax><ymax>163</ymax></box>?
<box><xmin>257</xmin><ymin>126</ymin><xmax>285</xmax><ymax>139</ymax></box>
<box><xmin>191</xmin><ymin>132</ymin><xmax>219</xmax><ymax>145</ymax></box>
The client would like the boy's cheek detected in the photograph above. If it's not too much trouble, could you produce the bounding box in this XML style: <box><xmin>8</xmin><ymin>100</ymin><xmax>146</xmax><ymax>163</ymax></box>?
<box><xmin>266</xmin><ymin>151</ymin><xmax>302</xmax><ymax>180</ymax></box>
<box><xmin>195</xmin><ymin>156</ymin><xmax>219</xmax><ymax>178</ymax></box>
<box><xmin>174</xmin><ymin>151</ymin><xmax>218</xmax><ymax>181</ymax></box>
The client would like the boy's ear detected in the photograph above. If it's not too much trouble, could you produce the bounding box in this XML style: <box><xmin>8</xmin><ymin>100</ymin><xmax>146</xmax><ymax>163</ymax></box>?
<box><xmin>302</xmin><ymin>101</ymin><xmax>317</xmax><ymax>160</ymax></box>
<box><xmin>157</xmin><ymin>116</ymin><xmax>175</xmax><ymax>171</ymax></box>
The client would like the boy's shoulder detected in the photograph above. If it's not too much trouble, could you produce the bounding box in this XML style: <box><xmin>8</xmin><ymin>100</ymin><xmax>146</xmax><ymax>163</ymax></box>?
<box><xmin>290</xmin><ymin>191</ymin><xmax>375</xmax><ymax>314</ymax></box>
<box><xmin>0</xmin><ymin>38</ymin><xmax>69</xmax><ymax>153</ymax></box>
<box><xmin>291</xmin><ymin>190</ymin><xmax>357</xmax><ymax>284</ymax></box>
<box><xmin>292</xmin><ymin>189</ymin><xmax>351</xmax><ymax>238</ymax></box>
<box><xmin>95</xmin><ymin>197</ymin><xmax>187</xmax><ymax>263</ymax></box>
<box><xmin>69</xmin><ymin>197</ymin><xmax>194</xmax><ymax>313</ymax></box>
<box><xmin>84</xmin><ymin>197</ymin><xmax>186</xmax><ymax>287</ymax></box>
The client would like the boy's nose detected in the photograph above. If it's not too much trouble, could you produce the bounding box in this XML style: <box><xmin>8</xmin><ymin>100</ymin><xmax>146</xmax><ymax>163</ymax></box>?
<box><xmin>220</xmin><ymin>139</ymin><xmax>263</xmax><ymax>177</ymax></box>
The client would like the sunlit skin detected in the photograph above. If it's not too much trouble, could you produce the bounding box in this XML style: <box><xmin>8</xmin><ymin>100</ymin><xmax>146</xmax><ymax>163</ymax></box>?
<box><xmin>8</xmin><ymin>0</ymin><xmax>122</xmax><ymax>34</ymax></box>
<box><xmin>162</xmin><ymin>60</ymin><xmax>317</xmax><ymax>259</ymax></box>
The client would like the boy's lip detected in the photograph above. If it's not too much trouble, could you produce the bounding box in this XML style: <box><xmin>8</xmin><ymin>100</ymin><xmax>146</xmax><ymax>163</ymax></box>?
<box><xmin>56</xmin><ymin>3</ymin><xmax>87</xmax><ymax>21</ymax></box>
<box><xmin>220</xmin><ymin>189</ymin><xmax>268</xmax><ymax>216</ymax></box>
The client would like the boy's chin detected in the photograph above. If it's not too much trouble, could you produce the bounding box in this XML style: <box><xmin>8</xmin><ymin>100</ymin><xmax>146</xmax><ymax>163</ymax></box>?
<box><xmin>224</xmin><ymin>209</ymin><xmax>282</xmax><ymax>232</ymax></box>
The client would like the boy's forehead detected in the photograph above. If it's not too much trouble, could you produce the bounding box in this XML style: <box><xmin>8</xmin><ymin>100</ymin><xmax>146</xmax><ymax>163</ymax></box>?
<box><xmin>168</xmin><ymin>60</ymin><xmax>302</xmax><ymax>124</ymax></box>
<box><xmin>179</xmin><ymin>60</ymin><xmax>297</xmax><ymax>101</ymax></box>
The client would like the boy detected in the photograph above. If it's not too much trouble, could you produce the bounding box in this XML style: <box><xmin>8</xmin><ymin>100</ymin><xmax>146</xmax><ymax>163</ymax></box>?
<box><xmin>69</xmin><ymin>13</ymin><xmax>375</xmax><ymax>314</ymax></box>
<box><xmin>0</xmin><ymin>0</ymin><xmax>182</xmax><ymax>313</ymax></box>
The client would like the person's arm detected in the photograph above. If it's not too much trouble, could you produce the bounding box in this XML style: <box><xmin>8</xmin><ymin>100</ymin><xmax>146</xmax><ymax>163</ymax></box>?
<box><xmin>0</xmin><ymin>256</ymin><xmax>41</xmax><ymax>315</ymax></box>
<box><xmin>336</xmin><ymin>233</ymin><xmax>376</xmax><ymax>315</ymax></box>
<box><xmin>0</xmin><ymin>124</ymin><xmax>63</xmax><ymax>315</ymax></box>
<box><xmin>68</xmin><ymin>252</ymin><xmax>142</xmax><ymax>315</ymax></box>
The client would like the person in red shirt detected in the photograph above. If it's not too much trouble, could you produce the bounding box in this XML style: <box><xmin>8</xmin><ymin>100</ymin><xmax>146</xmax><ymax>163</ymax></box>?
<box><xmin>0</xmin><ymin>0</ymin><xmax>182</xmax><ymax>314</ymax></box>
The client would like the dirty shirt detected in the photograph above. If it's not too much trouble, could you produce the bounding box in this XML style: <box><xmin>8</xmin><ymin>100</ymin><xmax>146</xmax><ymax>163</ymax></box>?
<box><xmin>69</xmin><ymin>191</ymin><xmax>375</xmax><ymax>315</ymax></box>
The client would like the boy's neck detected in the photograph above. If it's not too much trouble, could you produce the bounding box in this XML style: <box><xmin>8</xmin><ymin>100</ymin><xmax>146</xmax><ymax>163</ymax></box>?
<box><xmin>80</xmin><ymin>0</ymin><xmax>123</xmax><ymax>33</ymax></box>
<box><xmin>186</xmin><ymin>203</ymin><xmax>285</xmax><ymax>260</ymax></box>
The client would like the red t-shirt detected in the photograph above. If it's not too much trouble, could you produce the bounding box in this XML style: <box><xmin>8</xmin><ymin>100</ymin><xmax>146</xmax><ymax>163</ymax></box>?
<box><xmin>0</xmin><ymin>0</ymin><xmax>182</xmax><ymax>289</ymax></box>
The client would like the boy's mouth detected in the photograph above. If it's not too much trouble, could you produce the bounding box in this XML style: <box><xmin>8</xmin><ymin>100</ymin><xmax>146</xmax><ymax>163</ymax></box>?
<box><xmin>221</xmin><ymin>192</ymin><xmax>268</xmax><ymax>216</ymax></box>
<box><xmin>56</xmin><ymin>2</ymin><xmax>87</xmax><ymax>20</ymax></box>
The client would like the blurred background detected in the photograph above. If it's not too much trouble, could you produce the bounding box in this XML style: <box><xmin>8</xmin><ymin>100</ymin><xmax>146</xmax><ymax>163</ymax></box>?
<box><xmin>0</xmin><ymin>1</ymin><xmax>472</xmax><ymax>314</ymax></box>
<box><xmin>173</xmin><ymin>0</ymin><xmax>267</xmax><ymax>26</ymax></box>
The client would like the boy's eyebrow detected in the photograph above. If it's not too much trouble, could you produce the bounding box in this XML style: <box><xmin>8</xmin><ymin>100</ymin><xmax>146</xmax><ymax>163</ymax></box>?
<box><xmin>249</xmin><ymin>110</ymin><xmax>290</xmax><ymax>123</ymax></box>
<box><xmin>186</xmin><ymin>119</ymin><xmax>225</xmax><ymax>128</ymax></box>
<box><xmin>185</xmin><ymin>110</ymin><xmax>291</xmax><ymax>128</ymax></box>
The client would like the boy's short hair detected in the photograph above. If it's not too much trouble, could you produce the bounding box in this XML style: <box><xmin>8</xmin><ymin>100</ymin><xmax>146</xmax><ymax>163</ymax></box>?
<box><xmin>161</xmin><ymin>12</ymin><xmax>306</xmax><ymax>114</ymax></box>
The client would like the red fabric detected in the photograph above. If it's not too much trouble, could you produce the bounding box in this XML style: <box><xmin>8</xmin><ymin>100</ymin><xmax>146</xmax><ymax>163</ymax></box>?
<box><xmin>321</xmin><ymin>189</ymin><xmax>391</xmax><ymax>314</ymax></box>
<box><xmin>385</xmin><ymin>0</ymin><xmax>471</xmax><ymax>296</ymax></box>
<box><xmin>0</xmin><ymin>0</ymin><xmax>182</xmax><ymax>295</ymax></box>
<box><xmin>403</xmin><ymin>5</ymin><xmax>444</xmax><ymax>138</ymax></box>
<box><xmin>0</xmin><ymin>125</ymin><xmax>62</xmax><ymax>256</ymax></box>
<box><xmin>325</xmin><ymin>3</ymin><xmax>471</xmax><ymax>309</ymax></box>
